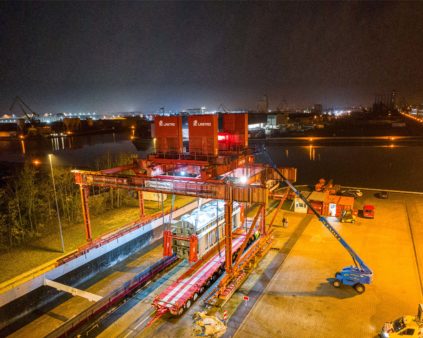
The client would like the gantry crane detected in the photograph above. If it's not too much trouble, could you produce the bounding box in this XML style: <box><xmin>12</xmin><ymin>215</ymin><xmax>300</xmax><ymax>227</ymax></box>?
<box><xmin>263</xmin><ymin>149</ymin><xmax>373</xmax><ymax>293</ymax></box>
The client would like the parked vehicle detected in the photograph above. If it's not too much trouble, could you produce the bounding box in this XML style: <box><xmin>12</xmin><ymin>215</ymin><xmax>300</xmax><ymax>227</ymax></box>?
<box><xmin>363</xmin><ymin>205</ymin><xmax>375</xmax><ymax>219</ymax></box>
<box><xmin>340</xmin><ymin>189</ymin><xmax>363</xmax><ymax>198</ymax></box>
<box><xmin>380</xmin><ymin>304</ymin><xmax>422</xmax><ymax>337</ymax></box>
<box><xmin>377</xmin><ymin>191</ymin><xmax>389</xmax><ymax>199</ymax></box>
<box><xmin>340</xmin><ymin>209</ymin><xmax>356</xmax><ymax>223</ymax></box>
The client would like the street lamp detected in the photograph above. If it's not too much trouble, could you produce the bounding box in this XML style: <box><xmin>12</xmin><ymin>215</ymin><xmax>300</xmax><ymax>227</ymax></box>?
<box><xmin>48</xmin><ymin>154</ymin><xmax>65</xmax><ymax>253</ymax></box>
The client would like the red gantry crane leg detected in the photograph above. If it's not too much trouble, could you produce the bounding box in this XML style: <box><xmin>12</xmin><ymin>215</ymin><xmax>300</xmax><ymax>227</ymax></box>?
<box><xmin>79</xmin><ymin>185</ymin><xmax>92</xmax><ymax>242</ymax></box>
<box><xmin>224</xmin><ymin>200</ymin><xmax>233</xmax><ymax>274</ymax></box>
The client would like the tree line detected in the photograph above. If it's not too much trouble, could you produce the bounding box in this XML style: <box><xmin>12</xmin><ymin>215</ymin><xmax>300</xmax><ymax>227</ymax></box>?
<box><xmin>0</xmin><ymin>153</ymin><xmax>137</xmax><ymax>250</ymax></box>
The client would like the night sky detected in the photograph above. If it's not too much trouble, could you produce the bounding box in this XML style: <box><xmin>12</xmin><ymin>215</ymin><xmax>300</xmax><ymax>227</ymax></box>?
<box><xmin>1</xmin><ymin>2</ymin><xmax>423</xmax><ymax>114</ymax></box>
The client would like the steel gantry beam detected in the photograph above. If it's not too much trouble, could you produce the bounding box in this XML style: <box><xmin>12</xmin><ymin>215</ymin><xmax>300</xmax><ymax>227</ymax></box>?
<box><xmin>73</xmin><ymin>170</ymin><xmax>268</xmax><ymax>203</ymax></box>
<box><xmin>73</xmin><ymin>169</ymin><xmax>269</xmax><ymax>243</ymax></box>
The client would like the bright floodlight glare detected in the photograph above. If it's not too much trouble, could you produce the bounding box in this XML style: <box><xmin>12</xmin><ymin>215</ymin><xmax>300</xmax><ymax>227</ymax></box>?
<box><xmin>239</xmin><ymin>176</ymin><xmax>248</xmax><ymax>184</ymax></box>
<box><xmin>180</xmin><ymin>171</ymin><xmax>186</xmax><ymax>176</ymax></box>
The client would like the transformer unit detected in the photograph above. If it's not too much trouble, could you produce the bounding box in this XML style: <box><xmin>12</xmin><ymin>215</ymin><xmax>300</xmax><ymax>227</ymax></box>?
<box><xmin>170</xmin><ymin>200</ymin><xmax>241</xmax><ymax>261</ymax></box>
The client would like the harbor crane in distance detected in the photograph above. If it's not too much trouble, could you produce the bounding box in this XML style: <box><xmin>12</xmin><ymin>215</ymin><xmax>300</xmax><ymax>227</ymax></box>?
<box><xmin>262</xmin><ymin>149</ymin><xmax>373</xmax><ymax>294</ymax></box>
<box><xmin>9</xmin><ymin>96</ymin><xmax>40</xmax><ymax>128</ymax></box>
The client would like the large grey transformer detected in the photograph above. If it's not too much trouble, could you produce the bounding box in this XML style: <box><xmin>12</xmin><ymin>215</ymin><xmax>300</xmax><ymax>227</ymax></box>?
<box><xmin>171</xmin><ymin>200</ymin><xmax>241</xmax><ymax>260</ymax></box>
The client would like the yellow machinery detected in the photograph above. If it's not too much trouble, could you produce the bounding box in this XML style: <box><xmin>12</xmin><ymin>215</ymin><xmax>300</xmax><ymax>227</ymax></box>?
<box><xmin>380</xmin><ymin>304</ymin><xmax>423</xmax><ymax>337</ymax></box>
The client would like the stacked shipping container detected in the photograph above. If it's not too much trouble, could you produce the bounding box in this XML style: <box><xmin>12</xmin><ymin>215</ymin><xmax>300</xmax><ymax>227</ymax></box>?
<box><xmin>188</xmin><ymin>115</ymin><xmax>218</xmax><ymax>156</ymax></box>
<box><xmin>153</xmin><ymin>116</ymin><xmax>183</xmax><ymax>153</ymax></box>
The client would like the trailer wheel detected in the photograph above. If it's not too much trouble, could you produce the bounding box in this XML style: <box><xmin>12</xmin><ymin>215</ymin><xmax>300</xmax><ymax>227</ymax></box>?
<box><xmin>199</xmin><ymin>286</ymin><xmax>205</xmax><ymax>294</ymax></box>
<box><xmin>332</xmin><ymin>279</ymin><xmax>341</xmax><ymax>288</ymax></box>
<box><xmin>185</xmin><ymin>299</ymin><xmax>192</xmax><ymax>309</ymax></box>
<box><xmin>193</xmin><ymin>292</ymin><xmax>198</xmax><ymax>301</ymax></box>
<box><xmin>353</xmin><ymin>283</ymin><xmax>365</xmax><ymax>294</ymax></box>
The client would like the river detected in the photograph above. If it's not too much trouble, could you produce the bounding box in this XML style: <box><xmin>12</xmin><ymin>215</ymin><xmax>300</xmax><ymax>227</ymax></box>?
<box><xmin>1</xmin><ymin>133</ymin><xmax>422</xmax><ymax>191</ymax></box>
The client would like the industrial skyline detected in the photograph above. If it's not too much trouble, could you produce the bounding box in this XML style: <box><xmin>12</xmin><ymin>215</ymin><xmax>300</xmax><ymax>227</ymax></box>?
<box><xmin>1</xmin><ymin>2</ymin><xmax>423</xmax><ymax>113</ymax></box>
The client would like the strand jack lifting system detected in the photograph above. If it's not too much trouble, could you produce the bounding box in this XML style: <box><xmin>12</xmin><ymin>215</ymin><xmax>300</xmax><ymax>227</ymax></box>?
<box><xmin>263</xmin><ymin>149</ymin><xmax>373</xmax><ymax>294</ymax></box>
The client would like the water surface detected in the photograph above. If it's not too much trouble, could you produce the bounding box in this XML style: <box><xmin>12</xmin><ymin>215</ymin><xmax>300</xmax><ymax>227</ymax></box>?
<box><xmin>1</xmin><ymin>134</ymin><xmax>422</xmax><ymax>191</ymax></box>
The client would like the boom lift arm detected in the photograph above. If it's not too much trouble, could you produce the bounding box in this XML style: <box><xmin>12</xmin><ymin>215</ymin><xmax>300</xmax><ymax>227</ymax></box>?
<box><xmin>262</xmin><ymin>149</ymin><xmax>373</xmax><ymax>293</ymax></box>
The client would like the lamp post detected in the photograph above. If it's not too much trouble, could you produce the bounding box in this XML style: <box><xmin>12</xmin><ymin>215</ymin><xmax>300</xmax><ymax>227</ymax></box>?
<box><xmin>48</xmin><ymin>154</ymin><xmax>65</xmax><ymax>253</ymax></box>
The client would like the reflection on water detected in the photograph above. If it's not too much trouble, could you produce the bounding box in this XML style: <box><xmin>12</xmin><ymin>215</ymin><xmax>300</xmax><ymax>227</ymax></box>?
<box><xmin>307</xmin><ymin>145</ymin><xmax>316</xmax><ymax>161</ymax></box>
<box><xmin>266</xmin><ymin>142</ymin><xmax>423</xmax><ymax>191</ymax></box>
<box><xmin>51</xmin><ymin>136</ymin><xmax>67</xmax><ymax>151</ymax></box>
<box><xmin>20</xmin><ymin>140</ymin><xmax>25</xmax><ymax>154</ymax></box>
<box><xmin>1</xmin><ymin>134</ymin><xmax>423</xmax><ymax>191</ymax></box>
<box><xmin>0</xmin><ymin>133</ymin><xmax>154</xmax><ymax>168</ymax></box>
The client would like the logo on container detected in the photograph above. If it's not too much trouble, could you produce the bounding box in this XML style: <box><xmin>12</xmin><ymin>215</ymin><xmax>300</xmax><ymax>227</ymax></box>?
<box><xmin>158</xmin><ymin>120</ymin><xmax>175</xmax><ymax>127</ymax></box>
<box><xmin>193</xmin><ymin>119</ymin><xmax>211</xmax><ymax>127</ymax></box>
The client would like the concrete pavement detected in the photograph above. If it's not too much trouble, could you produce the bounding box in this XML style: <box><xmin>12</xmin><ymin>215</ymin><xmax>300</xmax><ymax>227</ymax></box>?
<box><xmin>232</xmin><ymin>192</ymin><xmax>422</xmax><ymax>338</ymax></box>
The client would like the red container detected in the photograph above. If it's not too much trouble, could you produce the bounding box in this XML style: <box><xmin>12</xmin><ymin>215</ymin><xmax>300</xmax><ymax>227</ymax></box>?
<box><xmin>222</xmin><ymin>113</ymin><xmax>248</xmax><ymax>148</ymax></box>
<box><xmin>154</xmin><ymin>116</ymin><xmax>183</xmax><ymax>153</ymax></box>
<box><xmin>188</xmin><ymin>114</ymin><xmax>218</xmax><ymax>156</ymax></box>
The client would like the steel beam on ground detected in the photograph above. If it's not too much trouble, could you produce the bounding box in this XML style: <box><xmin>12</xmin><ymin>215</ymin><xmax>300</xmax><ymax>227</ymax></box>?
<box><xmin>44</xmin><ymin>279</ymin><xmax>102</xmax><ymax>302</ymax></box>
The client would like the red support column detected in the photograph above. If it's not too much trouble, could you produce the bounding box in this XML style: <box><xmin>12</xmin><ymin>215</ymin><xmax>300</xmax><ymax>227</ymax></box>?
<box><xmin>240</xmin><ymin>203</ymin><xmax>245</xmax><ymax>225</ymax></box>
<box><xmin>261</xmin><ymin>203</ymin><xmax>266</xmax><ymax>235</ymax></box>
<box><xmin>138</xmin><ymin>191</ymin><xmax>145</xmax><ymax>219</ymax></box>
<box><xmin>189</xmin><ymin>234</ymin><xmax>198</xmax><ymax>262</ymax></box>
<box><xmin>79</xmin><ymin>185</ymin><xmax>92</xmax><ymax>242</ymax></box>
<box><xmin>163</xmin><ymin>230</ymin><xmax>173</xmax><ymax>257</ymax></box>
<box><xmin>224</xmin><ymin>200</ymin><xmax>233</xmax><ymax>273</ymax></box>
